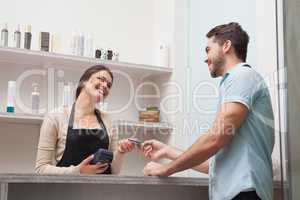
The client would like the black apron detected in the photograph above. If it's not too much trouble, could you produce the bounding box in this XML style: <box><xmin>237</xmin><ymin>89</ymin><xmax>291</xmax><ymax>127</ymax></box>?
<box><xmin>57</xmin><ymin>104</ymin><xmax>111</xmax><ymax>174</ymax></box>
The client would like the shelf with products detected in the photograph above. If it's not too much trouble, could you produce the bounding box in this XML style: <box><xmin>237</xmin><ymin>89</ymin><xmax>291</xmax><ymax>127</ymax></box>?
<box><xmin>0</xmin><ymin>47</ymin><xmax>173</xmax><ymax>77</ymax></box>
<box><xmin>0</xmin><ymin>112</ymin><xmax>44</xmax><ymax>125</ymax></box>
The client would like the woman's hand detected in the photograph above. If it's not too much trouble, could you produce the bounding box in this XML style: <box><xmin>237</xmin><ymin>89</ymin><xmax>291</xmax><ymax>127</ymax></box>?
<box><xmin>141</xmin><ymin>139</ymin><xmax>169</xmax><ymax>161</ymax></box>
<box><xmin>78</xmin><ymin>155</ymin><xmax>109</xmax><ymax>174</ymax></box>
<box><xmin>117</xmin><ymin>139</ymin><xmax>135</xmax><ymax>154</ymax></box>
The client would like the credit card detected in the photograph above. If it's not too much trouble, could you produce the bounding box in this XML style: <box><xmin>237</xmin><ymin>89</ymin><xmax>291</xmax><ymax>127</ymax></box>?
<box><xmin>128</xmin><ymin>138</ymin><xmax>142</xmax><ymax>146</ymax></box>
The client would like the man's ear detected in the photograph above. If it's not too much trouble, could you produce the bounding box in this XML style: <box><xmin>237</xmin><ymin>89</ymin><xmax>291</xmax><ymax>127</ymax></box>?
<box><xmin>223</xmin><ymin>40</ymin><xmax>232</xmax><ymax>53</ymax></box>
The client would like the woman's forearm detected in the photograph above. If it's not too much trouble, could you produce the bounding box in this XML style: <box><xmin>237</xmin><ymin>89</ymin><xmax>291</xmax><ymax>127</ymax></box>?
<box><xmin>111</xmin><ymin>150</ymin><xmax>125</xmax><ymax>174</ymax></box>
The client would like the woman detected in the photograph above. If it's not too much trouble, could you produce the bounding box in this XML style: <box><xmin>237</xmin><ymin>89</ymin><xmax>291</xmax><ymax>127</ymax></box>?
<box><xmin>35</xmin><ymin>65</ymin><xmax>135</xmax><ymax>174</ymax></box>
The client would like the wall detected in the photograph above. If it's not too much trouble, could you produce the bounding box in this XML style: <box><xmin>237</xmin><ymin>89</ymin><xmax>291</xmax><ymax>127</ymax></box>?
<box><xmin>0</xmin><ymin>0</ymin><xmax>157</xmax><ymax>65</ymax></box>
<box><xmin>186</xmin><ymin>0</ymin><xmax>257</xmax><ymax>178</ymax></box>
<box><xmin>184</xmin><ymin>0</ymin><xmax>285</xmax><ymax>181</ymax></box>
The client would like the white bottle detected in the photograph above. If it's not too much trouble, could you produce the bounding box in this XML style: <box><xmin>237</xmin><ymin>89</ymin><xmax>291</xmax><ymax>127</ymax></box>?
<box><xmin>78</xmin><ymin>33</ymin><xmax>85</xmax><ymax>56</ymax></box>
<box><xmin>7</xmin><ymin>81</ymin><xmax>16</xmax><ymax>113</ymax></box>
<box><xmin>84</xmin><ymin>35</ymin><xmax>94</xmax><ymax>57</ymax></box>
<box><xmin>63</xmin><ymin>84</ymin><xmax>72</xmax><ymax>107</ymax></box>
<box><xmin>71</xmin><ymin>31</ymin><xmax>80</xmax><ymax>55</ymax></box>
<box><xmin>31</xmin><ymin>83</ymin><xmax>40</xmax><ymax>114</ymax></box>
<box><xmin>50</xmin><ymin>33</ymin><xmax>61</xmax><ymax>53</ymax></box>
<box><xmin>156</xmin><ymin>42</ymin><xmax>169</xmax><ymax>67</ymax></box>
<box><xmin>13</xmin><ymin>24</ymin><xmax>21</xmax><ymax>48</ymax></box>
<box><xmin>1</xmin><ymin>23</ymin><xmax>9</xmax><ymax>47</ymax></box>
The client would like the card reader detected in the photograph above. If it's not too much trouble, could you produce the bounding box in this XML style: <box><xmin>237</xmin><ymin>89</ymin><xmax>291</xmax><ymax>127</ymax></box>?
<box><xmin>90</xmin><ymin>148</ymin><xmax>114</xmax><ymax>164</ymax></box>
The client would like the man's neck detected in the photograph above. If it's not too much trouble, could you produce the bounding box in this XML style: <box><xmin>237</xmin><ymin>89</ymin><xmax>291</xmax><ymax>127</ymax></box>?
<box><xmin>221</xmin><ymin>57</ymin><xmax>244</xmax><ymax>76</ymax></box>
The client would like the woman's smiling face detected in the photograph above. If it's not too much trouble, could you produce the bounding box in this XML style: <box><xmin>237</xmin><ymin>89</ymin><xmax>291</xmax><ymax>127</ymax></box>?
<box><xmin>83</xmin><ymin>70</ymin><xmax>113</xmax><ymax>102</ymax></box>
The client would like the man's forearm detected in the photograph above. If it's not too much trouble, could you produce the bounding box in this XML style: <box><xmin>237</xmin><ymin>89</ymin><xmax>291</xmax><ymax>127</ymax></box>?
<box><xmin>165</xmin><ymin>146</ymin><xmax>209</xmax><ymax>174</ymax></box>
<box><xmin>165</xmin><ymin>132</ymin><xmax>219</xmax><ymax>175</ymax></box>
<box><xmin>161</xmin><ymin>102</ymin><xmax>247</xmax><ymax>176</ymax></box>
<box><xmin>193</xmin><ymin>160</ymin><xmax>209</xmax><ymax>174</ymax></box>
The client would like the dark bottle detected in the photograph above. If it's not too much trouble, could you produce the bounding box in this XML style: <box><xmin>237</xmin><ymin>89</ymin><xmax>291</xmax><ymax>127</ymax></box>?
<box><xmin>24</xmin><ymin>25</ymin><xmax>32</xmax><ymax>50</ymax></box>
<box><xmin>107</xmin><ymin>49</ymin><xmax>113</xmax><ymax>60</ymax></box>
<box><xmin>95</xmin><ymin>49</ymin><xmax>101</xmax><ymax>58</ymax></box>
<box><xmin>40</xmin><ymin>32</ymin><xmax>50</xmax><ymax>51</ymax></box>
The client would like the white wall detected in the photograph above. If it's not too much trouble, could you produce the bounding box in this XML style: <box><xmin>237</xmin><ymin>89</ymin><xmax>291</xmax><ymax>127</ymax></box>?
<box><xmin>186</xmin><ymin>0</ymin><xmax>257</xmax><ymax>178</ymax></box>
<box><xmin>153</xmin><ymin>0</ymin><xmax>189</xmax><ymax>177</ymax></box>
<box><xmin>0</xmin><ymin>0</ymin><xmax>157</xmax><ymax>65</ymax></box>
<box><xmin>153</xmin><ymin>0</ymin><xmax>175</xmax><ymax>67</ymax></box>
<box><xmin>184</xmin><ymin>0</ymin><xmax>284</xmax><ymax>180</ymax></box>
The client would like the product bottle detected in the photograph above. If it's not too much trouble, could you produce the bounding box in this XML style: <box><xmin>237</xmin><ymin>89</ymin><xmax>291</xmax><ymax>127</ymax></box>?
<box><xmin>113</xmin><ymin>52</ymin><xmax>119</xmax><ymax>61</ymax></box>
<box><xmin>24</xmin><ymin>25</ymin><xmax>32</xmax><ymax>49</ymax></box>
<box><xmin>157</xmin><ymin>42</ymin><xmax>169</xmax><ymax>67</ymax></box>
<box><xmin>31</xmin><ymin>83</ymin><xmax>40</xmax><ymax>114</ymax></box>
<box><xmin>78</xmin><ymin>33</ymin><xmax>85</xmax><ymax>56</ymax></box>
<box><xmin>1</xmin><ymin>23</ymin><xmax>9</xmax><ymax>47</ymax></box>
<box><xmin>71</xmin><ymin>31</ymin><xmax>80</xmax><ymax>55</ymax></box>
<box><xmin>84</xmin><ymin>35</ymin><xmax>94</xmax><ymax>57</ymax></box>
<box><xmin>107</xmin><ymin>49</ymin><xmax>113</xmax><ymax>60</ymax></box>
<box><xmin>13</xmin><ymin>24</ymin><xmax>21</xmax><ymax>48</ymax></box>
<box><xmin>40</xmin><ymin>32</ymin><xmax>50</xmax><ymax>51</ymax></box>
<box><xmin>7</xmin><ymin>81</ymin><xmax>16</xmax><ymax>113</ymax></box>
<box><xmin>50</xmin><ymin>33</ymin><xmax>61</xmax><ymax>53</ymax></box>
<box><xmin>101</xmin><ymin>48</ymin><xmax>107</xmax><ymax>60</ymax></box>
<box><xmin>95</xmin><ymin>49</ymin><xmax>101</xmax><ymax>58</ymax></box>
<box><xmin>63</xmin><ymin>84</ymin><xmax>71</xmax><ymax>107</ymax></box>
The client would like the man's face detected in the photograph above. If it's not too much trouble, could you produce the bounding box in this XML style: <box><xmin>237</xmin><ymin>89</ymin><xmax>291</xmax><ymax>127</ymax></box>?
<box><xmin>204</xmin><ymin>37</ymin><xmax>225</xmax><ymax>78</ymax></box>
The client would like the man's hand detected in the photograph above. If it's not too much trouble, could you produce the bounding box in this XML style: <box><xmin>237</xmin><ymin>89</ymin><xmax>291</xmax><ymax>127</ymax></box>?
<box><xmin>143</xmin><ymin>161</ymin><xmax>170</xmax><ymax>177</ymax></box>
<box><xmin>141</xmin><ymin>139</ymin><xmax>169</xmax><ymax>161</ymax></box>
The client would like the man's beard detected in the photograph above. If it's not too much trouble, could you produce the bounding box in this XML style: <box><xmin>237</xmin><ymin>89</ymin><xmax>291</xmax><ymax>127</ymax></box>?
<box><xmin>210</xmin><ymin>55</ymin><xmax>225</xmax><ymax>78</ymax></box>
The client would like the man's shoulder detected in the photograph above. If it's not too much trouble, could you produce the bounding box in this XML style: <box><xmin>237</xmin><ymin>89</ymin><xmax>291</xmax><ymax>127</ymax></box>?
<box><xmin>228</xmin><ymin>66</ymin><xmax>262</xmax><ymax>84</ymax></box>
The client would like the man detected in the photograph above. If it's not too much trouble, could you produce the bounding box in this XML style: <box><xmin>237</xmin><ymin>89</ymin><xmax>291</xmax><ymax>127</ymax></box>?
<box><xmin>142</xmin><ymin>22</ymin><xmax>275</xmax><ymax>200</ymax></box>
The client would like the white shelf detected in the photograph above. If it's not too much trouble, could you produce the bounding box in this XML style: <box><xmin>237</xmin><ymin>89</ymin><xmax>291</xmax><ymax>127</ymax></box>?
<box><xmin>0</xmin><ymin>47</ymin><xmax>173</xmax><ymax>77</ymax></box>
<box><xmin>112</xmin><ymin>120</ymin><xmax>173</xmax><ymax>134</ymax></box>
<box><xmin>0</xmin><ymin>114</ymin><xmax>174</xmax><ymax>132</ymax></box>
<box><xmin>0</xmin><ymin>112</ymin><xmax>44</xmax><ymax>125</ymax></box>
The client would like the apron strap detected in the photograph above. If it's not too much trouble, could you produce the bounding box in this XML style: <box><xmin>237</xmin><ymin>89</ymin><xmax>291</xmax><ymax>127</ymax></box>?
<box><xmin>95</xmin><ymin>109</ymin><xmax>108</xmax><ymax>134</ymax></box>
<box><xmin>68</xmin><ymin>103</ymin><xmax>76</xmax><ymax>128</ymax></box>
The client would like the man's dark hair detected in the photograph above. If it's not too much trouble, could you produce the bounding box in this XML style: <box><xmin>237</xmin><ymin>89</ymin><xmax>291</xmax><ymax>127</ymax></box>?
<box><xmin>206</xmin><ymin>22</ymin><xmax>249</xmax><ymax>61</ymax></box>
